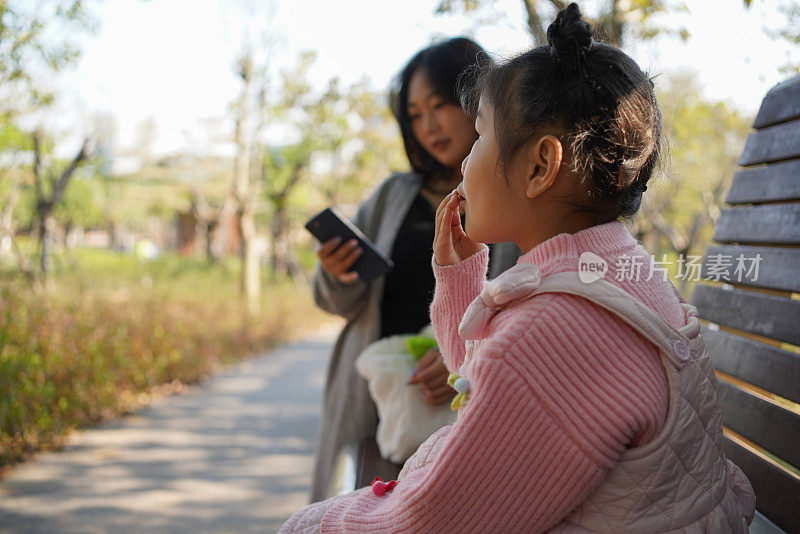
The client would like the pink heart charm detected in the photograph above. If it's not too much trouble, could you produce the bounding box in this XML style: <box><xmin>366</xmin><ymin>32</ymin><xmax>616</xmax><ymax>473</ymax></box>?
<box><xmin>372</xmin><ymin>479</ymin><xmax>387</xmax><ymax>496</ymax></box>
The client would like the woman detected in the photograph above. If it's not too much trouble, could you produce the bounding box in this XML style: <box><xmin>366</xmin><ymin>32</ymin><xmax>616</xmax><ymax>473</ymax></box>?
<box><xmin>309</xmin><ymin>37</ymin><xmax>519</xmax><ymax>501</ymax></box>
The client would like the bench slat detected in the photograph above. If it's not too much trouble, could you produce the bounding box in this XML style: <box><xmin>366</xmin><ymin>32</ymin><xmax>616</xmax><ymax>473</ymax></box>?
<box><xmin>703</xmin><ymin>327</ymin><xmax>800</xmax><ymax>404</ymax></box>
<box><xmin>712</xmin><ymin>204</ymin><xmax>800</xmax><ymax>245</ymax></box>
<box><xmin>739</xmin><ymin>119</ymin><xmax>800</xmax><ymax>166</ymax></box>
<box><xmin>724</xmin><ymin>436</ymin><xmax>800</xmax><ymax>533</ymax></box>
<box><xmin>751</xmin><ymin>510</ymin><xmax>788</xmax><ymax>534</ymax></box>
<box><xmin>725</xmin><ymin>159</ymin><xmax>800</xmax><ymax>204</ymax></box>
<box><xmin>691</xmin><ymin>285</ymin><xmax>800</xmax><ymax>346</ymax></box>
<box><xmin>701</xmin><ymin>245</ymin><xmax>800</xmax><ymax>293</ymax></box>
<box><xmin>717</xmin><ymin>380</ymin><xmax>800</xmax><ymax>468</ymax></box>
<box><xmin>753</xmin><ymin>77</ymin><xmax>800</xmax><ymax>129</ymax></box>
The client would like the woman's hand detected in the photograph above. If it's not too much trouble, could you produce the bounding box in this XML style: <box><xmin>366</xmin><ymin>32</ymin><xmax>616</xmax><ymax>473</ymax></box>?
<box><xmin>408</xmin><ymin>348</ymin><xmax>454</xmax><ymax>405</ymax></box>
<box><xmin>317</xmin><ymin>237</ymin><xmax>363</xmax><ymax>284</ymax></box>
<box><xmin>434</xmin><ymin>190</ymin><xmax>482</xmax><ymax>267</ymax></box>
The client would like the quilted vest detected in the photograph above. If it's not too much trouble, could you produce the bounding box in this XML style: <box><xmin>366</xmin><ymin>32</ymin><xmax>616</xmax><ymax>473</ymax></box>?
<box><xmin>400</xmin><ymin>271</ymin><xmax>755</xmax><ymax>532</ymax></box>
<box><xmin>534</xmin><ymin>273</ymin><xmax>756</xmax><ymax>533</ymax></box>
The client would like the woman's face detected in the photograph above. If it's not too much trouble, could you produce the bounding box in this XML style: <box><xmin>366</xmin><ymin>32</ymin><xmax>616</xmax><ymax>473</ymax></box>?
<box><xmin>407</xmin><ymin>69</ymin><xmax>476</xmax><ymax>172</ymax></box>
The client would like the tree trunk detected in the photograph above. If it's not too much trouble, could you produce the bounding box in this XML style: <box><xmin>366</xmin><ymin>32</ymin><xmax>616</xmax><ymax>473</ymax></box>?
<box><xmin>194</xmin><ymin>220</ymin><xmax>208</xmax><ymax>260</ymax></box>
<box><xmin>270</xmin><ymin>204</ymin><xmax>288</xmax><ymax>276</ymax></box>
<box><xmin>231</xmin><ymin>52</ymin><xmax>259</xmax><ymax>311</ymax></box>
<box><xmin>205</xmin><ymin>221</ymin><xmax>216</xmax><ymax>261</ymax></box>
<box><xmin>607</xmin><ymin>0</ymin><xmax>625</xmax><ymax>47</ymax></box>
<box><xmin>238</xmin><ymin>208</ymin><xmax>261</xmax><ymax>314</ymax></box>
<box><xmin>210</xmin><ymin>199</ymin><xmax>235</xmax><ymax>261</ymax></box>
<box><xmin>38</xmin><ymin>205</ymin><xmax>55</xmax><ymax>278</ymax></box>
<box><xmin>31</xmin><ymin>132</ymin><xmax>90</xmax><ymax>282</ymax></box>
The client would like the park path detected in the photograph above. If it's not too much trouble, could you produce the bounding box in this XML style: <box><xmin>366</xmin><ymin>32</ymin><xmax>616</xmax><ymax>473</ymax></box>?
<box><xmin>0</xmin><ymin>329</ymin><xmax>335</xmax><ymax>534</ymax></box>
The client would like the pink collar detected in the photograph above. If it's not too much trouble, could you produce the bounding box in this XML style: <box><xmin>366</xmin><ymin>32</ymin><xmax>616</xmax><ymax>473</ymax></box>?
<box><xmin>459</xmin><ymin>263</ymin><xmax>542</xmax><ymax>340</ymax></box>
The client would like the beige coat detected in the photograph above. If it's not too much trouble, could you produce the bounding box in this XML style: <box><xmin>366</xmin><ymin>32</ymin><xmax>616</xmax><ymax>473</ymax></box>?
<box><xmin>309</xmin><ymin>171</ymin><xmax>519</xmax><ymax>501</ymax></box>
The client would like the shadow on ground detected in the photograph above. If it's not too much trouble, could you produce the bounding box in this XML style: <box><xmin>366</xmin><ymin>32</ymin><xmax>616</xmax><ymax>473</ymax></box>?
<box><xmin>0</xmin><ymin>334</ymin><xmax>333</xmax><ymax>534</ymax></box>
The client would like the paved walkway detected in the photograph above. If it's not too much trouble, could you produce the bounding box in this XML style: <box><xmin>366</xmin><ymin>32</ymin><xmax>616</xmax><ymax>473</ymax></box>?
<box><xmin>0</xmin><ymin>331</ymin><xmax>334</xmax><ymax>534</ymax></box>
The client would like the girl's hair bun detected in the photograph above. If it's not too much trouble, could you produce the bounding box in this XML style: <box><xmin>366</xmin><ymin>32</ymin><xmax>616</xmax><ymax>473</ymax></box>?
<box><xmin>547</xmin><ymin>3</ymin><xmax>592</xmax><ymax>68</ymax></box>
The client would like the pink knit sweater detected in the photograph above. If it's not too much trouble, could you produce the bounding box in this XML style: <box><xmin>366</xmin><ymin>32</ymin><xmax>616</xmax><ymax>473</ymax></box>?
<box><xmin>318</xmin><ymin>221</ymin><xmax>685</xmax><ymax>533</ymax></box>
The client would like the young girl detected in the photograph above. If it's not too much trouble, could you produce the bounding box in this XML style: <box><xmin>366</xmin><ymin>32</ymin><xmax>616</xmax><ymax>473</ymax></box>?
<box><xmin>282</xmin><ymin>4</ymin><xmax>755</xmax><ymax>532</ymax></box>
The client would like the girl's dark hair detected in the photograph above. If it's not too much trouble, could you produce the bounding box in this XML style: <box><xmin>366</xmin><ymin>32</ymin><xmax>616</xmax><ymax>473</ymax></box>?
<box><xmin>390</xmin><ymin>37</ymin><xmax>488</xmax><ymax>178</ymax></box>
<box><xmin>461</xmin><ymin>3</ymin><xmax>662</xmax><ymax>219</ymax></box>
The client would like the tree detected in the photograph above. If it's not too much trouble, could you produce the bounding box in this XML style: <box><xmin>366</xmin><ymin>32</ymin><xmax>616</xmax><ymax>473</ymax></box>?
<box><xmin>261</xmin><ymin>51</ymin><xmax>325</xmax><ymax>278</ymax></box>
<box><xmin>217</xmin><ymin>44</ymin><xmax>280</xmax><ymax>311</ymax></box>
<box><xmin>260</xmin><ymin>56</ymin><xmax>405</xmax><ymax>277</ymax></box>
<box><xmin>0</xmin><ymin>1</ymin><xmax>97</xmax><ymax>280</ymax></box>
<box><xmin>231</xmin><ymin>50</ymin><xmax>261</xmax><ymax>314</ymax></box>
<box><xmin>54</xmin><ymin>173</ymin><xmax>105</xmax><ymax>235</ymax></box>
<box><xmin>262</xmin><ymin>143</ymin><xmax>310</xmax><ymax>277</ymax></box>
<box><xmin>436</xmin><ymin>0</ymin><xmax>689</xmax><ymax>47</ymax></box>
<box><xmin>214</xmin><ymin>43</ymin><xmax>406</xmax><ymax>307</ymax></box>
<box><xmin>31</xmin><ymin>131</ymin><xmax>92</xmax><ymax>280</ymax></box>
<box><xmin>312</xmin><ymin>76</ymin><xmax>406</xmax><ymax>207</ymax></box>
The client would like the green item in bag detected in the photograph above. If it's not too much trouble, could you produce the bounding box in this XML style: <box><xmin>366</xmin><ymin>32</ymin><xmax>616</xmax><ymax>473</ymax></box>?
<box><xmin>405</xmin><ymin>336</ymin><xmax>438</xmax><ymax>361</ymax></box>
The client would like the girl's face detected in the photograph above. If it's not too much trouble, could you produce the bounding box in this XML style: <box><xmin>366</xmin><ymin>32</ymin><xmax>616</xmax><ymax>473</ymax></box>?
<box><xmin>407</xmin><ymin>69</ymin><xmax>476</xmax><ymax>172</ymax></box>
<box><xmin>458</xmin><ymin>97</ymin><xmax>526</xmax><ymax>244</ymax></box>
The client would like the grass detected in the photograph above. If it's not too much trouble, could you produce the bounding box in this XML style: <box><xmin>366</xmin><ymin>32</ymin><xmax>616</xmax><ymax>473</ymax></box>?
<box><xmin>0</xmin><ymin>247</ymin><xmax>332</xmax><ymax>470</ymax></box>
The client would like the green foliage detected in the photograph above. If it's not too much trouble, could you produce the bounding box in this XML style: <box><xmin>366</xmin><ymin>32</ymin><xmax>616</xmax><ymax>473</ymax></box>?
<box><xmin>656</xmin><ymin>74</ymin><xmax>750</xmax><ymax>239</ymax></box>
<box><xmin>0</xmin><ymin>116</ymin><xmax>29</xmax><ymax>151</ymax></box>
<box><xmin>11</xmin><ymin>182</ymin><xmax>35</xmax><ymax>230</ymax></box>
<box><xmin>0</xmin><ymin>248</ymin><xmax>329</xmax><ymax>467</ymax></box>
<box><xmin>259</xmin><ymin>52</ymin><xmax>405</xmax><ymax>210</ymax></box>
<box><xmin>630</xmin><ymin>72</ymin><xmax>752</xmax><ymax>295</ymax></box>
<box><xmin>249</xmin><ymin>51</ymin><xmax>405</xmax><ymax>273</ymax></box>
<box><xmin>0</xmin><ymin>0</ymin><xmax>97</xmax><ymax>111</ymax></box>
<box><xmin>54</xmin><ymin>175</ymin><xmax>105</xmax><ymax>228</ymax></box>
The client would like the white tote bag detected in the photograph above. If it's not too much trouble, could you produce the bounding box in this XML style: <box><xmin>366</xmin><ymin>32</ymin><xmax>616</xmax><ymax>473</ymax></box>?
<box><xmin>355</xmin><ymin>326</ymin><xmax>456</xmax><ymax>464</ymax></box>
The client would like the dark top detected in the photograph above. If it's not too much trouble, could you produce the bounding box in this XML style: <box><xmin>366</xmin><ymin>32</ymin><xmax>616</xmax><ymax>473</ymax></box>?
<box><xmin>380</xmin><ymin>193</ymin><xmax>436</xmax><ymax>338</ymax></box>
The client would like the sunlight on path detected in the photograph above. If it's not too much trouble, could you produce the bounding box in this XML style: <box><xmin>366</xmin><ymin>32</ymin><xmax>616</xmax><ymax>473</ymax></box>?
<box><xmin>0</xmin><ymin>329</ymin><xmax>335</xmax><ymax>534</ymax></box>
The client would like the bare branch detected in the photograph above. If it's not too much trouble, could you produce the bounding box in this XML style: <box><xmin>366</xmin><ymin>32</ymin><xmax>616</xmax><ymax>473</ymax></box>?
<box><xmin>32</xmin><ymin>130</ymin><xmax>44</xmax><ymax>200</ymax></box>
<box><xmin>523</xmin><ymin>0</ymin><xmax>548</xmax><ymax>45</ymax></box>
<box><xmin>649</xmin><ymin>209</ymin><xmax>687</xmax><ymax>252</ymax></box>
<box><xmin>277</xmin><ymin>162</ymin><xmax>305</xmax><ymax>200</ymax></box>
<box><xmin>51</xmin><ymin>138</ymin><xmax>90</xmax><ymax>206</ymax></box>
<box><xmin>684</xmin><ymin>211</ymin><xmax>707</xmax><ymax>255</ymax></box>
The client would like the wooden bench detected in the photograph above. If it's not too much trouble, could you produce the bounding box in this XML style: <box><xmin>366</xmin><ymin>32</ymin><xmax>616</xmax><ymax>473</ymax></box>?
<box><xmin>690</xmin><ymin>74</ymin><xmax>800</xmax><ymax>534</ymax></box>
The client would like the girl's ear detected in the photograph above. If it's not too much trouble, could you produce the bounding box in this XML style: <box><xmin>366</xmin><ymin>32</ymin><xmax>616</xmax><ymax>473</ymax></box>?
<box><xmin>524</xmin><ymin>135</ymin><xmax>563</xmax><ymax>199</ymax></box>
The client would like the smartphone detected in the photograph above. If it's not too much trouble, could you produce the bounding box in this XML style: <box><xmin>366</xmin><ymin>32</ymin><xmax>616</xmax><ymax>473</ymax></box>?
<box><xmin>305</xmin><ymin>207</ymin><xmax>394</xmax><ymax>283</ymax></box>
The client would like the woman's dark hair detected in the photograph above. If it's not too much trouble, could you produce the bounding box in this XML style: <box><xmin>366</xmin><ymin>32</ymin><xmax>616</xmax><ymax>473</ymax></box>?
<box><xmin>461</xmin><ymin>3</ymin><xmax>662</xmax><ymax>219</ymax></box>
<box><xmin>390</xmin><ymin>37</ymin><xmax>488</xmax><ymax>179</ymax></box>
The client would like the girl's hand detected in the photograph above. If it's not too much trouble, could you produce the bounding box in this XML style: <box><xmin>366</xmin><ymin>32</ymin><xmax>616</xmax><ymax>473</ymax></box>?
<box><xmin>408</xmin><ymin>348</ymin><xmax>454</xmax><ymax>405</ymax></box>
<box><xmin>317</xmin><ymin>237</ymin><xmax>363</xmax><ymax>284</ymax></box>
<box><xmin>434</xmin><ymin>190</ymin><xmax>482</xmax><ymax>267</ymax></box>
